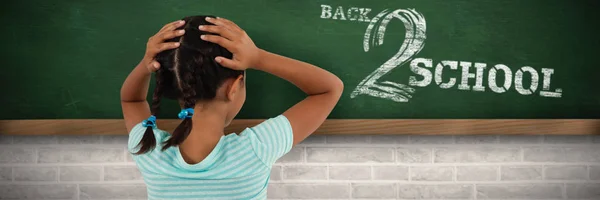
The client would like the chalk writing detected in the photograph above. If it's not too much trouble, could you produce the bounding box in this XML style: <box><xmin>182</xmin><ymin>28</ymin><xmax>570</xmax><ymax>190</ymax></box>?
<box><xmin>350</xmin><ymin>8</ymin><xmax>426</xmax><ymax>102</ymax></box>
<box><xmin>320</xmin><ymin>5</ymin><xmax>372</xmax><ymax>22</ymax></box>
<box><xmin>319</xmin><ymin>4</ymin><xmax>563</xmax><ymax>102</ymax></box>
<box><xmin>409</xmin><ymin>59</ymin><xmax>561</xmax><ymax>97</ymax></box>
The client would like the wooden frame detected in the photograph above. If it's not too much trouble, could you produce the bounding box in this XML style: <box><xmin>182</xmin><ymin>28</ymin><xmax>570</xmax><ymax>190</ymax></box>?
<box><xmin>1</xmin><ymin>119</ymin><xmax>599</xmax><ymax>135</ymax></box>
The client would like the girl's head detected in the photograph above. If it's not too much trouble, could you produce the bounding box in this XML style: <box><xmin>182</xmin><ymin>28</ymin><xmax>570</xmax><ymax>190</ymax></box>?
<box><xmin>134</xmin><ymin>15</ymin><xmax>246</xmax><ymax>154</ymax></box>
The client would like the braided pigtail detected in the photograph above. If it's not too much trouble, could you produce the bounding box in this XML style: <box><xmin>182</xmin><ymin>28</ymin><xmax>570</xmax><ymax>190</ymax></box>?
<box><xmin>133</xmin><ymin>69</ymin><xmax>165</xmax><ymax>154</ymax></box>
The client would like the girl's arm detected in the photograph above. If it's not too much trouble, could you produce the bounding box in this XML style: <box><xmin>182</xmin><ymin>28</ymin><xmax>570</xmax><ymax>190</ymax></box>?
<box><xmin>254</xmin><ymin>50</ymin><xmax>343</xmax><ymax>146</ymax></box>
<box><xmin>121</xmin><ymin>20</ymin><xmax>185</xmax><ymax>132</ymax></box>
<box><xmin>200</xmin><ymin>17</ymin><xmax>343</xmax><ymax>146</ymax></box>
<box><xmin>120</xmin><ymin>61</ymin><xmax>154</xmax><ymax>132</ymax></box>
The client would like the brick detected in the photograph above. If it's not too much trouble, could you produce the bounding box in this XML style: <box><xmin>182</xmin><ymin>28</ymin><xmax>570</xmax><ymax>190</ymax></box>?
<box><xmin>523</xmin><ymin>147</ymin><xmax>565</xmax><ymax>162</ymax></box>
<box><xmin>397</xmin><ymin>147</ymin><xmax>432</xmax><ymax>163</ymax></box>
<box><xmin>370</xmin><ymin>135</ymin><xmax>409</xmax><ymax>144</ymax></box>
<box><xmin>373</xmin><ymin>166</ymin><xmax>409</xmax><ymax>180</ymax></box>
<box><xmin>566</xmin><ymin>183</ymin><xmax>600</xmax><ymax>199</ymax></box>
<box><xmin>104</xmin><ymin>166</ymin><xmax>142</xmax><ymax>181</ymax></box>
<box><xmin>0</xmin><ymin>184</ymin><xmax>77</xmax><ymax>199</ymax></box>
<box><xmin>12</xmin><ymin>135</ymin><xmax>57</xmax><ymax>144</ymax></box>
<box><xmin>39</xmin><ymin>148</ymin><xmax>124</xmax><ymax>163</ymax></box>
<box><xmin>501</xmin><ymin>166</ymin><xmax>542</xmax><ymax>181</ymax></box>
<box><xmin>524</xmin><ymin>147</ymin><xmax>600</xmax><ymax>162</ymax></box>
<box><xmin>398</xmin><ymin>184</ymin><xmax>472</xmax><ymax>199</ymax></box>
<box><xmin>126</xmin><ymin>151</ymin><xmax>134</xmax><ymax>162</ymax></box>
<box><xmin>352</xmin><ymin>183</ymin><xmax>396</xmax><ymax>199</ymax></box>
<box><xmin>457</xmin><ymin>166</ymin><xmax>497</xmax><ymax>181</ymax></box>
<box><xmin>58</xmin><ymin>135</ymin><xmax>102</xmax><ymax>144</ymax></box>
<box><xmin>329</xmin><ymin>166</ymin><xmax>370</xmax><ymax>180</ymax></box>
<box><xmin>543</xmin><ymin>135</ymin><xmax>590</xmax><ymax>144</ymax></box>
<box><xmin>267</xmin><ymin>183</ymin><xmax>349</xmax><ymax>199</ymax></box>
<box><xmin>270</xmin><ymin>166</ymin><xmax>282</xmax><ymax>181</ymax></box>
<box><xmin>593</xmin><ymin>135</ymin><xmax>600</xmax><ymax>143</ymax></box>
<box><xmin>499</xmin><ymin>135</ymin><xmax>542</xmax><ymax>144</ymax></box>
<box><xmin>299</xmin><ymin>135</ymin><xmax>326</xmax><ymax>144</ymax></box>
<box><xmin>410</xmin><ymin>135</ymin><xmax>454</xmax><ymax>144</ymax></box>
<box><xmin>307</xmin><ymin>147</ymin><xmax>394</xmax><ymax>163</ymax></box>
<box><xmin>0</xmin><ymin>135</ymin><xmax>11</xmax><ymax>144</ymax></box>
<box><xmin>410</xmin><ymin>166</ymin><xmax>453</xmax><ymax>181</ymax></box>
<box><xmin>38</xmin><ymin>148</ymin><xmax>61</xmax><ymax>163</ymax></box>
<box><xmin>544</xmin><ymin>165</ymin><xmax>587</xmax><ymax>180</ymax></box>
<box><xmin>435</xmin><ymin>147</ymin><xmax>520</xmax><ymax>163</ymax></box>
<box><xmin>282</xmin><ymin>166</ymin><xmax>327</xmax><ymax>180</ymax></box>
<box><xmin>60</xmin><ymin>166</ymin><xmax>102</xmax><ymax>181</ymax></box>
<box><xmin>476</xmin><ymin>184</ymin><xmax>562</xmax><ymax>199</ymax></box>
<box><xmin>0</xmin><ymin>148</ymin><xmax>35</xmax><ymax>163</ymax></box>
<box><xmin>62</xmin><ymin>148</ymin><xmax>124</xmax><ymax>163</ymax></box>
<box><xmin>103</xmin><ymin>135</ymin><xmax>129</xmax><ymax>144</ymax></box>
<box><xmin>564</xmin><ymin>147</ymin><xmax>600</xmax><ymax>162</ymax></box>
<box><xmin>0</xmin><ymin>167</ymin><xmax>11</xmax><ymax>181</ymax></box>
<box><xmin>14</xmin><ymin>167</ymin><xmax>57</xmax><ymax>181</ymax></box>
<box><xmin>326</xmin><ymin>135</ymin><xmax>369</xmax><ymax>144</ymax></box>
<box><xmin>590</xmin><ymin>166</ymin><xmax>600</xmax><ymax>180</ymax></box>
<box><xmin>456</xmin><ymin>135</ymin><xmax>498</xmax><ymax>144</ymax></box>
<box><xmin>276</xmin><ymin>147</ymin><xmax>304</xmax><ymax>163</ymax></box>
<box><xmin>79</xmin><ymin>184</ymin><xmax>147</xmax><ymax>199</ymax></box>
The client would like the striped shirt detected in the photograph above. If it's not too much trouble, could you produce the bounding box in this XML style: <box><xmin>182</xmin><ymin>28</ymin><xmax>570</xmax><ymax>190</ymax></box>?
<box><xmin>127</xmin><ymin>115</ymin><xmax>293</xmax><ymax>200</ymax></box>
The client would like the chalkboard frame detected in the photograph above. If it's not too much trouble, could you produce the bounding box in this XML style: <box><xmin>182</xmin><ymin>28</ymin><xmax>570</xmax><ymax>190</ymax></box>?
<box><xmin>0</xmin><ymin>120</ymin><xmax>599</xmax><ymax>135</ymax></box>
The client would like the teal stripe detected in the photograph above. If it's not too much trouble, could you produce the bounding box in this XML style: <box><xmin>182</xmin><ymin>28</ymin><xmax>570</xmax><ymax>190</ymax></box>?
<box><xmin>147</xmin><ymin>174</ymin><xmax>267</xmax><ymax>197</ymax></box>
<box><xmin>145</xmin><ymin>174</ymin><xmax>265</xmax><ymax>188</ymax></box>
<box><xmin>281</xmin><ymin>116</ymin><xmax>293</xmax><ymax>153</ymax></box>
<box><xmin>147</xmin><ymin>175</ymin><xmax>266</xmax><ymax>194</ymax></box>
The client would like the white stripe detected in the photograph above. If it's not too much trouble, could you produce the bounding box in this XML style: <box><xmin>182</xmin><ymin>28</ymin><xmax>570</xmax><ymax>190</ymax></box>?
<box><xmin>271</xmin><ymin>117</ymin><xmax>285</xmax><ymax>161</ymax></box>
<box><xmin>207</xmin><ymin>152</ymin><xmax>259</xmax><ymax>177</ymax></box>
<box><xmin>250</xmin><ymin>127</ymin><xmax>269</xmax><ymax>162</ymax></box>
<box><xmin>144</xmin><ymin>173</ymin><xmax>265</xmax><ymax>186</ymax></box>
<box><xmin>264</xmin><ymin>118</ymin><xmax>279</xmax><ymax>163</ymax></box>
<box><xmin>148</xmin><ymin>180</ymin><xmax>266</xmax><ymax>198</ymax></box>
<box><xmin>147</xmin><ymin>175</ymin><xmax>265</xmax><ymax>193</ymax></box>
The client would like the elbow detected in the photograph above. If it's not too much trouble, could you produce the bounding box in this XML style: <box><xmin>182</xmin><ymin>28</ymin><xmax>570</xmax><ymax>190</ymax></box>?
<box><xmin>119</xmin><ymin>85</ymin><xmax>138</xmax><ymax>102</ymax></box>
<box><xmin>330</xmin><ymin>76</ymin><xmax>344</xmax><ymax>98</ymax></box>
<box><xmin>335</xmin><ymin>77</ymin><xmax>344</xmax><ymax>93</ymax></box>
<box><xmin>119</xmin><ymin>85</ymin><xmax>128</xmax><ymax>102</ymax></box>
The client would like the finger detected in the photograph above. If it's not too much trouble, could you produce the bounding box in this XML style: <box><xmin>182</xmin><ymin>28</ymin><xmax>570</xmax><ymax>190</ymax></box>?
<box><xmin>159</xmin><ymin>20</ymin><xmax>185</xmax><ymax>33</ymax></box>
<box><xmin>157</xmin><ymin>42</ymin><xmax>181</xmax><ymax>52</ymax></box>
<box><xmin>200</xmin><ymin>35</ymin><xmax>236</xmax><ymax>52</ymax></box>
<box><xmin>148</xmin><ymin>60</ymin><xmax>161</xmax><ymax>72</ymax></box>
<box><xmin>215</xmin><ymin>17</ymin><xmax>243</xmax><ymax>32</ymax></box>
<box><xmin>215</xmin><ymin>56</ymin><xmax>241</xmax><ymax>69</ymax></box>
<box><xmin>205</xmin><ymin>17</ymin><xmax>241</xmax><ymax>33</ymax></box>
<box><xmin>198</xmin><ymin>25</ymin><xmax>237</xmax><ymax>41</ymax></box>
<box><xmin>161</xmin><ymin>29</ymin><xmax>186</xmax><ymax>40</ymax></box>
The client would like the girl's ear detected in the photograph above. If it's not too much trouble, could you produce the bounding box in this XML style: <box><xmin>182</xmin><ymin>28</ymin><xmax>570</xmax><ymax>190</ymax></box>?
<box><xmin>226</xmin><ymin>75</ymin><xmax>244</xmax><ymax>101</ymax></box>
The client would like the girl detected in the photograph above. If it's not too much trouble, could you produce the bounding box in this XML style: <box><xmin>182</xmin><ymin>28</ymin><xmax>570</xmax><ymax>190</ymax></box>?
<box><xmin>120</xmin><ymin>15</ymin><xmax>343</xmax><ymax>199</ymax></box>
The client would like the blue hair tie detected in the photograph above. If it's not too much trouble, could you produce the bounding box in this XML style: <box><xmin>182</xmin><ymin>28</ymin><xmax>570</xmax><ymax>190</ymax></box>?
<box><xmin>178</xmin><ymin>108</ymin><xmax>194</xmax><ymax>119</ymax></box>
<box><xmin>142</xmin><ymin>115</ymin><xmax>157</xmax><ymax>128</ymax></box>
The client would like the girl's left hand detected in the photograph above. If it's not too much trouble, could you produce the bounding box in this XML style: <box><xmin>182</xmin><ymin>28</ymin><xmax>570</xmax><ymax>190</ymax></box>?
<box><xmin>142</xmin><ymin>20</ymin><xmax>186</xmax><ymax>73</ymax></box>
<box><xmin>199</xmin><ymin>17</ymin><xmax>260</xmax><ymax>71</ymax></box>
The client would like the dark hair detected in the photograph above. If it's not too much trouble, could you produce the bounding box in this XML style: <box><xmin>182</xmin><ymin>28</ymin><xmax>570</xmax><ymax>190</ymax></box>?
<box><xmin>134</xmin><ymin>15</ymin><xmax>245</xmax><ymax>155</ymax></box>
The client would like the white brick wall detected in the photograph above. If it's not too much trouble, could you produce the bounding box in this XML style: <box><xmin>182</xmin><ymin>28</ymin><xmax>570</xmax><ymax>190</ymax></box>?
<box><xmin>0</xmin><ymin>134</ymin><xmax>599</xmax><ymax>199</ymax></box>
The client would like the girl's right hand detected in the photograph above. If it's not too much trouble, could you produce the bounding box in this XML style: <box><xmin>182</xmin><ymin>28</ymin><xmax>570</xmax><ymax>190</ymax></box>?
<box><xmin>142</xmin><ymin>20</ymin><xmax>186</xmax><ymax>73</ymax></box>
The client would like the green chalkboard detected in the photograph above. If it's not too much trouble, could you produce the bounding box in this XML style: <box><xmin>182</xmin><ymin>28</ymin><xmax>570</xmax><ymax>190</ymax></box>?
<box><xmin>1</xmin><ymin>0</ymin><xmax>599</xmax><ymax>120</ymax></box>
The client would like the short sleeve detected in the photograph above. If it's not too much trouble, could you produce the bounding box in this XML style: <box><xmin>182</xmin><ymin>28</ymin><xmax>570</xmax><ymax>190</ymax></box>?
<box><xmin>127</xmin><ymin>123</ymin><xmax>146</xmax><ymax>153</ymax></box>
<box><xmin>127</xmin><ymin>123</ymin><xmax>169</xmax><ymax>153</ymax></box>
<box><xmin>246</xmin><ymin>115</ymin><xmax>294</xmax><ymax>165</ymax></box>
